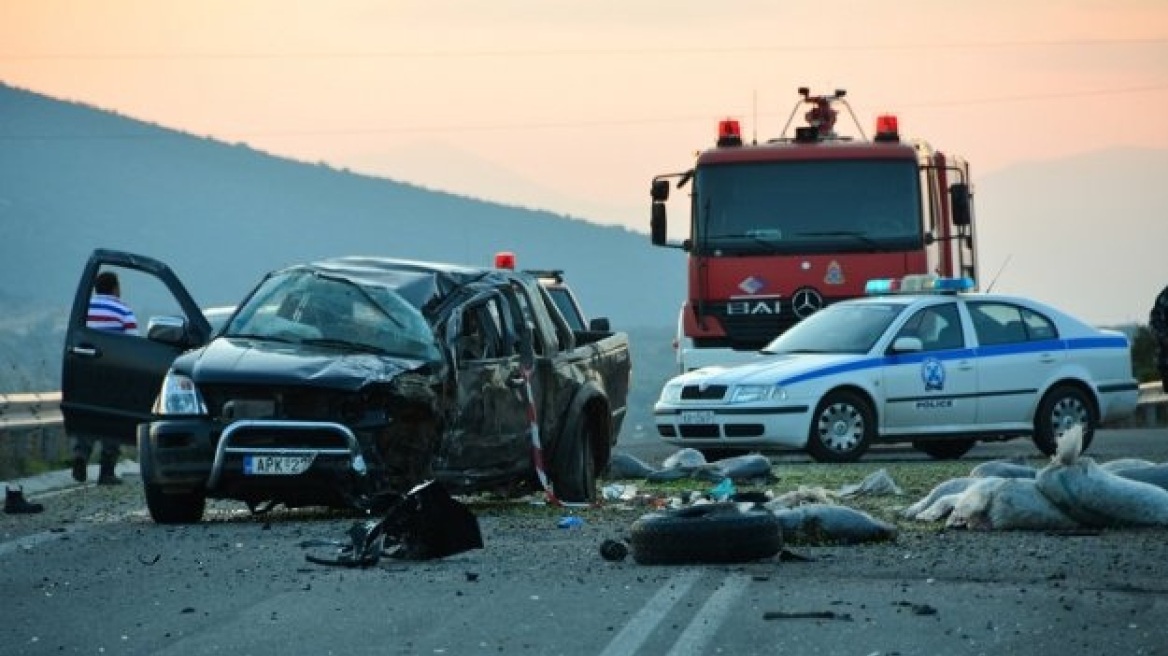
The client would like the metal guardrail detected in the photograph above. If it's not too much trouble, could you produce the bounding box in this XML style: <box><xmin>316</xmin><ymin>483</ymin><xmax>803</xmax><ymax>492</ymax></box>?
<box><xmin>0</xmin><ymin>384</ymin><xmax>1164</xmax><ymax>439</ymax></box>
<box><xmin>0</xmin><ymin>391</ymin><xmax>63</xmax><ymax>430</ymax></box>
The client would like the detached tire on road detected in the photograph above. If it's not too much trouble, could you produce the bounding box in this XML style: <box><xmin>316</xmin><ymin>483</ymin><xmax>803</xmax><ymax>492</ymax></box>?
<box><xmin>630</xmin><ymin>503</ymin><xmax>782</xmax><ymax>565</ymax></box>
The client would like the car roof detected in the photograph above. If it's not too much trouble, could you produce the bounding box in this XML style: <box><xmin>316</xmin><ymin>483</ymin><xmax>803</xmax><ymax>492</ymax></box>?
<box><xmin>274</xmin><ymin>256</ymin><xmax>521</xmax><ymax>312</ymax></box>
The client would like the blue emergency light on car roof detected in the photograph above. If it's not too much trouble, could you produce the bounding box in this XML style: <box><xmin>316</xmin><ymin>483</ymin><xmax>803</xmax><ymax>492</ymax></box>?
<box><xmin>865</xmin><ymin>274</ymin><xmax>976</xmax><ymax>296</ymax></box>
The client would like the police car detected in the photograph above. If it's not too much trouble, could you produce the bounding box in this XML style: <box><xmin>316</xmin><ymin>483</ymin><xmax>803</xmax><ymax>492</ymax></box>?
<box><xmin>653</xmin><ymin>275</ymin><xmax>1140</xmax><ymax>462</ymax></box>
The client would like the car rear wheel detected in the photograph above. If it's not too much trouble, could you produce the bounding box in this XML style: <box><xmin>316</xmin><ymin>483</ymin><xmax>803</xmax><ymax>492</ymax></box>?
<box><xmin>912</xmin><ymin>439</ymin><xmax>976</xmax><ymax>460</ymax></box>
<box><xmin>806</xmin><ymin>390</ymin><xmax>874</xmax><ymax>463</ymax></box>
<box><xmin>551</xmin><ymin>414</ymin><xmax>597</xmax><ymax>503</ymax></box>
<box><xmin>144</xmin><ymin>483</ymin><xmax>206</xmax><ymax>524</ymax></box>
<box><xmin>1033</xmin><ymin>384</ymin><xmax>1096</xmax><ymax>456</ymax></box>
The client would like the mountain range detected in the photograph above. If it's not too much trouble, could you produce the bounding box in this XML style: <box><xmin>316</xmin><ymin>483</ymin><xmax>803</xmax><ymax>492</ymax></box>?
<box><xmin>0</xmin><ymin>82</ymin><xmax>685</xmax><ymax>330</ymax></box>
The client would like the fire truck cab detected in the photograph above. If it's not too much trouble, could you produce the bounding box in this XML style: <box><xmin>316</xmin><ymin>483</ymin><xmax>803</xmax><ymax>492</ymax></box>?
<box><xmin>651</xmin><ymin>88</ymin><xmax>978</xmax><ymax>372</ymax></box>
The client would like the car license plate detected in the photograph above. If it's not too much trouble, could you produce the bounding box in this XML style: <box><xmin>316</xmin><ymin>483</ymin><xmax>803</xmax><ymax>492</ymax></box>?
<box><xmin>243</xmin><ymin>454</ymin><xmax>315</xmax><ymax>476</ymax></box>
<box><xmin>680</xmin><ymin>410</ymin><xmax>716</xmax><ymax>425</ymax></box>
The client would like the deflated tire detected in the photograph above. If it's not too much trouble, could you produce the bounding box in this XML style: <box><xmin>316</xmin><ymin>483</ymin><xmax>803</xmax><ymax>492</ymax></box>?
<box><xmin>630</xmin><ymin>502</ymin><xmax>782</xmax><ymax>565</ymax></box>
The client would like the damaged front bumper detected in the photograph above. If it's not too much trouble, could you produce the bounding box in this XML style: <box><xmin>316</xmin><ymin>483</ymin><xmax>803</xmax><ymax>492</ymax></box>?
<box><xmin>142</xmin><ymin>418</ymin><xmax>374</xmax><ymax>508</ymax></box>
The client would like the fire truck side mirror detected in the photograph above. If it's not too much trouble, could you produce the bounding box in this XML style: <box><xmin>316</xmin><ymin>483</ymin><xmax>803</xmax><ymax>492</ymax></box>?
<box><xmin>650</xmin><ymin>179</ymin><xmax>671</xmax><ymax>202</ymax></box>
<box><xmin>950</xmin><ymin>183</ymin><xmax>972</xmax><ymax>227</ymax></box>
<box><xmin>651</xmin><ymin>202</ymin><xmax>668</xmax><ymax>246</ymax></box>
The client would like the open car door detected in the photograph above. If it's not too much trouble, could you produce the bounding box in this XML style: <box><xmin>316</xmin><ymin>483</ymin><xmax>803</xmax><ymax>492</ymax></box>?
<box><xmin>61</xmin><ymin>249</ymin><xmax>211</xmax><ymax>445</ymax></box>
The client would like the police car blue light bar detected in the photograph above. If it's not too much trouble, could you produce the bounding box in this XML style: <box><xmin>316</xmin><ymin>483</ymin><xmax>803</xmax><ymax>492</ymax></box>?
<box><xmin>865</xmin><ymin>275</ymin><xmax>976</xmax><ymax>296</ymax></box>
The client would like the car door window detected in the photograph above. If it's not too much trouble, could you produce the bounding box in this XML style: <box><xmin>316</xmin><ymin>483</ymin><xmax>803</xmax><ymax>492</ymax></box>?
<box><xmin>968</xmin><ymin>301</ymin><xmax>1055</xmax><ymax>346</ymax></box>
<box><xmin>81</xmin><ymin>265</ymin><xmax>188</xmax><ymax>336</ymax></box>
<box><xmin>896</xmin><ymin>303</ymin><xmax>963</xmax><ymax>352</ymax></box>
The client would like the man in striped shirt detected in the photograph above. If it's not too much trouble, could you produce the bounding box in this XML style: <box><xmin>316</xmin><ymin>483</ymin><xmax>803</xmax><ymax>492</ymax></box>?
<box><xmin>73</xmin><ymin>270</ymin><xmax>138</xmax><ymax>484</ymax></box>
<box><xmin>87</xmin><ymin>271</ymin><xmax>139</xmax><ymax>335</ymax></box>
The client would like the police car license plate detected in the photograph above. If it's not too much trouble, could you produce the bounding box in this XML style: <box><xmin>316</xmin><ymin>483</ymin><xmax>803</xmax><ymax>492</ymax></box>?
<box><xmin>680</xmin><ymin>410</ymin><xmax>715</xmax><ymax>424</ymax></box>
<box><xmin>243</xmin><ymin>454</ymin><xmax>314</xmax><ymax>476</ymax></box>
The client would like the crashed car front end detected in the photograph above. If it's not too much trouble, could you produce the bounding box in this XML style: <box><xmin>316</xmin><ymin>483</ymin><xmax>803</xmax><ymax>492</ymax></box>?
<box><xmin>139</xmin><ymin>266</ymin><xmax>450</xmax><ymax>517</ymax></box>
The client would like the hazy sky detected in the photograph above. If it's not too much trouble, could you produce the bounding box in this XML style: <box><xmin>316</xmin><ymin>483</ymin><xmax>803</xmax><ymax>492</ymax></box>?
<box><xmin>3</xmin><ymin>1</ymin><xmax>1167</xmax><ymax>323</ymax></box>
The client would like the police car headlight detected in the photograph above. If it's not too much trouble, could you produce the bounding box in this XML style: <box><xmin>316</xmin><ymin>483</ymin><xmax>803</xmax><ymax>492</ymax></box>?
<box><xmin>155</xmin><ymin>372</ymin><xmax>208</xmax><ymax>416</ymax></box>
<box><xmin>729</xmin><ymin>384</ymin><xmax>784</xmax><ymax>404</ymax></box>
<box><xmin>659</xmin><ymin>381</ymin><xmax>684</xmax><ymax>403</ymax></box>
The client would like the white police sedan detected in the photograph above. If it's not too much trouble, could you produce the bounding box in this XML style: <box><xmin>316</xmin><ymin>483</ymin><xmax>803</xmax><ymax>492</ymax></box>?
<box><xmin>654</xmin><ymin>276</ymin><xmax>1140</xmax><ymax>463</ymax></box>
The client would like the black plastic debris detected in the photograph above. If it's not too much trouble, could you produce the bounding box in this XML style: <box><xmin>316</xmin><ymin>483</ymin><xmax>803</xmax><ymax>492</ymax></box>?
<box><xmin>304</xmin><ymin>481</ymin><xmax>483</xmax><ymax>568</ymax></box>
<box><xmin>599</xmin><ymin>539</ymin><xmax>629</xmax><ymax>562</ymax></box>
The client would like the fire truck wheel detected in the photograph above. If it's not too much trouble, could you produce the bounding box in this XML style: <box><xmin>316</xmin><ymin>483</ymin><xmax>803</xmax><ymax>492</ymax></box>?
<box><xmin>630</xmin><ymin>503</ymin><xmax>782</xmax><ymax>565</ymax></box>
<box><xmin>806</xmin><ymin>390</ymin><xmax>874</xmax><ymax>463</ymax></box>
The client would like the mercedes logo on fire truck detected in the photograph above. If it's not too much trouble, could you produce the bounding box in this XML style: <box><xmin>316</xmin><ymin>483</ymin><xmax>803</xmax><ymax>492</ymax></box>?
<box><xmin>791</xmin><ymin>287</ymin><xmax>824</xmax><ymax>318</ymax></box>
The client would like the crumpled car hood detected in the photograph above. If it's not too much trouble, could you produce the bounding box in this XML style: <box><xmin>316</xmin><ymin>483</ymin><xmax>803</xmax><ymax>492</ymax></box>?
<box><xmin>182</xmin><ymin>337</ymin><xmax>434</xmax><ymax>390</ymax></box>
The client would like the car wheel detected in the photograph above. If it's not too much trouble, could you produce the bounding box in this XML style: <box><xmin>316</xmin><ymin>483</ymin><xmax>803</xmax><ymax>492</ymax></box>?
<box><xmin>630</xmin><ymin>503</ymin><xmax>782</xmax><ymax>565</ymax></box>
<box><xmin>1033</xmin><ymin>384</ymin><xmax>1096</xmax><ymax>456</ymax></box>
<box><xmin>912</xmin><ymin>439</ymin><xmax>976</xmax><ymax>460</ymax></box>
<box><xmin>144</xmin><ymin>483</ymin><xmax>206</xmax><ymax>524</ymax></box>
<box><xmin>551</xmin><ymin>415</ymin><xmax>597</xmax><ymax>503</ymax></box>
<box><xmin>806</xmin><ymin>390</ymin><xmax>874</xmax><ymax>463</ymax></box>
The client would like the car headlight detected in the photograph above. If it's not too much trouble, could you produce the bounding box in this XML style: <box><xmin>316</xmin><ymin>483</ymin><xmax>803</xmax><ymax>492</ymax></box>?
<box><xmin>155</xmin><ymin>372</ymin><xmax>208</xmax><ymax>416</ymax></box>
<box><xmin>659</xmin><ymin>381</ymin><xmax>684</xmax><ymax>403</ymax></box>
<box><xmin>729</xmin><ymin>384</ymin><xmax>785</xmax><ymax>404</ymax></box>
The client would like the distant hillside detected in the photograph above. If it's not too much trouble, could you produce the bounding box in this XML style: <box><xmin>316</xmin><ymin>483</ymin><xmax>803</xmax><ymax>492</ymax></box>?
<box><xmin>0</xmin><ymin>82</ymin><xmax>685</xmax><ymax>327</ymax></box>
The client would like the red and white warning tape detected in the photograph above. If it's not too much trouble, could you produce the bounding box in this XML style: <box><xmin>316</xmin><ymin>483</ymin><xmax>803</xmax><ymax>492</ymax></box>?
<box><xmin>520</xmin><ymin>366</ymin><xmax>593</xmax><ymax>509</ymax></box>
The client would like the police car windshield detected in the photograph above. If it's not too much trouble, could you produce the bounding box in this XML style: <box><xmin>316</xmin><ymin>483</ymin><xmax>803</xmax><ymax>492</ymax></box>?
<box><xmin>761</xmin><ymin>301</ymin><xmax>907</xmax><ymax>354</ymax></box>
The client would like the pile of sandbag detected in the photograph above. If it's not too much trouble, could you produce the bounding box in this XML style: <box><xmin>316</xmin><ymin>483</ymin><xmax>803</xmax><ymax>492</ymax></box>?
<box><xmin>903</xmin><ymin>425</ymin><xmax>1168</xmax><ymax>531</ymax></box>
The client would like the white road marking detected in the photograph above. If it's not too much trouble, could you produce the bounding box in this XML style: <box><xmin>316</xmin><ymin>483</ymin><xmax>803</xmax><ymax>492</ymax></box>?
<box><xmin>667</xmin><ymin>573</ymin><xmax>751</xmax><ymax>656</ymax></box>
<box><xmin>598</xmin><ymin>569</ymin><xmax>703</xmax><ymax>656</ymax></box>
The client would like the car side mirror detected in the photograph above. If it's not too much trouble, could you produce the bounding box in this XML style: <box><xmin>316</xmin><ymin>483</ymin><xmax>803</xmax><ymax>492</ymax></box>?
<box><xmin>650</xmin><ymin>179</ymin><xmax>670</xmax><ymax>202</ymax></box>
<box><xmin>589</xmin><ymin>317</ymin><xmax>610</xmax><ymax>332</ymax></box>
<box><xmin>146</xmin><ymin>315</ymin><xmax>189</xmax><ymax>346</ymax></box>
<box><xmin>651</xmin><ymin>203</ymin><xmax>667</xmax><ymax>246</ymax></box>
<box><xmin>890</xmin><ymin>336</ymin><xmax>923</xmax><ymax>354</ymax></box>
<box><xmin>950</xmin><ymin>183</ymin><xmax>972</xmax><ymax>227</ymax></box>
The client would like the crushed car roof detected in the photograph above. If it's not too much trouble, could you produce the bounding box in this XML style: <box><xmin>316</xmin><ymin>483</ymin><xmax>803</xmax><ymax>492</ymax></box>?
<box><xmin>279</xmin><ymin>256</ymin><xmax>518</xmax><ymax>313</ymax></box>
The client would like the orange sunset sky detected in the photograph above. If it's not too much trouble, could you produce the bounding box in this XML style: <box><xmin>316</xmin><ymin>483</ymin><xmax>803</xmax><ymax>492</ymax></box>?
<box><xmin>2</xmin><ymin>0</ymin><xmax>1167</xmax><ymax>323</ymax></box>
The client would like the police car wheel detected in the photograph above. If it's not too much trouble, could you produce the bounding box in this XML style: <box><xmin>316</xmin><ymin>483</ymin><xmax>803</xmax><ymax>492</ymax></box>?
<box><xmin>806</xmin><ymin>390</ymin><xmax>875</xmax><ymax>463</ymax></box>
<box><xmin>1033</xmin><ymin>384</ymin><xmax>1097</xmax><ymax>457</ymax></box>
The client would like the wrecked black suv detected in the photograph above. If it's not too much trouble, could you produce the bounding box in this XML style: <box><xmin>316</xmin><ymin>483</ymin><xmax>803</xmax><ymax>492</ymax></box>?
<box><xmin>62</xmin><ymin>249</ymin><xmax>631</xmax><ymax>523</ymax></box>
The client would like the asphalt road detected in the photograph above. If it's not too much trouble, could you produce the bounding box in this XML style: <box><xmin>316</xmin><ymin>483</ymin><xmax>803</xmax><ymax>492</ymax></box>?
<box><xmin>2</xmin><ymin>427</ymin><xmax>1167</xmax><ymax>656</ymax></box>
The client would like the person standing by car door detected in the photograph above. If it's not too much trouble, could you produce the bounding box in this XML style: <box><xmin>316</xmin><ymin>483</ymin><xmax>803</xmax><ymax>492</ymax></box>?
<box><xmin>1152</xmin><ymin>283</ymin><xmax>1168</xmax><ymax>394</ymax></box>
<box><xmin>73</xmin><ymin>271</ymin><xmax>138</xmax><ymax>484</ymax></box>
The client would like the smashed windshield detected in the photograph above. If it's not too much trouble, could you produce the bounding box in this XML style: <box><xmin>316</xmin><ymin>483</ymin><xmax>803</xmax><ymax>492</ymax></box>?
<box><xmin>224</xmin><ymin>270</ymin><xmax>442</xmax><ymax>361</ymax></box>
<box><xmin>761</xmin><ymin>301</ymin><xmax>908</xmax><ymax>354</ymax></box>
<box><xmin>694</xmin><ymin>159</ymin><xmax>922</xmax><ymax>255</ymax></box>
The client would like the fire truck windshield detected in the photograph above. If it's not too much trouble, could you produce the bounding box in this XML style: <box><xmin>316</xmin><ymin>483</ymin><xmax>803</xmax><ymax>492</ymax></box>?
<box><xmin>692</xmin><ymin>158</ymin><xmax>923</xmax><ymax>256</ymax></box>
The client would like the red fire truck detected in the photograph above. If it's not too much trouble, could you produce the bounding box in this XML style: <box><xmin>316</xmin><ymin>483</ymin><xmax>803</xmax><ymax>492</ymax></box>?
<box><xmin>650</xmin><ymin>88</ymin><xmax>979</xmax><ymax>372</ymax></box>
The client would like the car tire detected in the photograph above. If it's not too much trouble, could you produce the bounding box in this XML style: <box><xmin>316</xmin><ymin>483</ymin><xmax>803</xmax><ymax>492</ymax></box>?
<box><xmin>551</xmin><ymin>414</ymin><xmax>597</xmax><ymax>504</ymax></box>
<box><xmin>144</xmin><ymin>483</ymin><xmax>206</xmax><ymax>524</ymax></box>
<box><xmin>912</xmin><ymin>439</ymin><xmax>976</xmax><ymax>460</ymax></box>
<box><xmin>630</xmin><ymin>503</ymin><xmax>782</xmax><ymax>565</ymax></box>
<box><xmin>806</xmin><ymin>390</ymin><xmax>875</xmax><ymax>463</ymax></box>
<box><xmin>1033</xmin><ymin>384</ymin><xmax>1097</xmax><ymax>456</ymax></box>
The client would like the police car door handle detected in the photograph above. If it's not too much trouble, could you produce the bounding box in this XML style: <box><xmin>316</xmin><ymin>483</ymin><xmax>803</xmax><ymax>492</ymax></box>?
<box><xmin>1038</xmin><ymin>354</ymin><xmax>1057</xmax><ymax>363</ymax></box>
<box><xmin>70</xmin><ymin>345</ymin><xmax>99</xmax><ymax>357</ymax></box>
